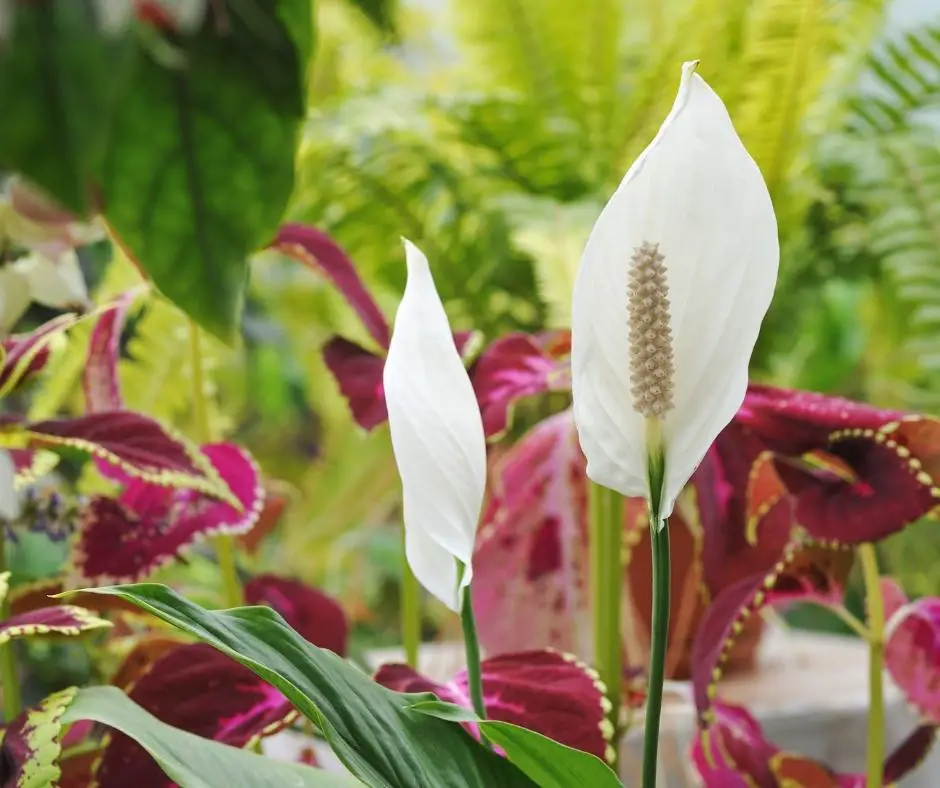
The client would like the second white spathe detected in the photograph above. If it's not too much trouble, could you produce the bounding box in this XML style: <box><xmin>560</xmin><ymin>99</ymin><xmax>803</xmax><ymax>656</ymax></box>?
<box><xmin>383</xmin><ymin>240</ymin><xmax>487</xmax><ymax>612</ymax></box>
<box><xmin>571</xmin><ymin>61</ymin><xmax>779</xmax><ymax>516</ymax></box>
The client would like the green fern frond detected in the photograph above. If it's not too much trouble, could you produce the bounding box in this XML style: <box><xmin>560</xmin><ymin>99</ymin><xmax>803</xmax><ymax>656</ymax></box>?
<box><xmin>292</xmin><ymin>92</ymin><xmax>546</xmax><ymax>334</ymax></box>
<box><xmin>449</xmin><ymin>0</ymin><xmax>625</xmax><ymax>166</ymax></box>
<box><xmin>846</xmin><ymin>16</ymin><xmax>940</xmax><ymax>134</ymax></box>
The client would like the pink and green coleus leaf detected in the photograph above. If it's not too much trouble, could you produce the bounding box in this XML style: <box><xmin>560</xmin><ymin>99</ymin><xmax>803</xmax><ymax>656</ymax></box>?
<box><xmin>885</xmin><ymin>595</ymin><xmax>940</xmax><ymax>725</ymax></box>
<box><xmin>0</xmin><ymin>571</ymin><xmax>110</xmax><ymax>644</ymax></box>
<box><xmin>93</xmin><ymin>643</ymin><xmax>296</xmax><ymax>788</ymax></box>
<box><xmin>73</xmin><ymin>442</ymin><xmax>264</xmax><ymax>583</ymax></box>
<box><xmin>0</xmin><ymin>316</ymin><xmax>73</xmax><ymax>396</ymax></box>
<box><xmin>373</xmin><ymin>649</ymin><xmax>614</xmax><ymax>765</ymax></box>
<box><xmin>244</xmin><ymin>574</ymin><xmax>349</xmax><ymax>657</ymax></box>
<box><xmin>19</xmin><ymin>412</ymin><xmax>236</xmax><ymax>503</ymax></box>
<box><xmin>82</xmin><ymin>288</ymin><xmax>144</xmax><ymax>413</ymax></box>
<box><xmin>690</xmin><ymin>538</ymin><xmax>854</xmax><ymax>720</ymax></box>
<box><xmin>0</xmin><ymin>687</ymin><xmax>77</xmax><ymax>788</ymax></box>
<box><xmin>691</xmin><ymin>699</ymin><xmax>936</xmax><ymax>787</ymax></box>
<box><xmin>739</xmin><ymin>385</ymin><xmax>940</xmax><ymax>545</ymax></box>
<box><xmin>271</xmin><ymin>224</ymin><xmax>391</xmax><ymax>349</ymax></box>
<box><xmin>472</xmin><ymin>410</ymin><xmax>590</xmax><ymax>657</ymax></box>
<box><xmin>469</xmin><ymin>331</ymin><xmax>571</xmax><ymax>439</ymax></box>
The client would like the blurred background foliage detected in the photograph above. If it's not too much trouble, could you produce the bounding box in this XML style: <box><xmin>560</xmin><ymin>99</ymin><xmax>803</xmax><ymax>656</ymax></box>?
<box><xmin>26</xmin><ymin>0</ymin><xmax>940</xmax><ymax>643</ymax></box>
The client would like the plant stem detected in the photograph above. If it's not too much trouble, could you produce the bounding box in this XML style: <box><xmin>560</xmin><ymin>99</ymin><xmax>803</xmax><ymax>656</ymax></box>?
<box><xmin>189</xmin><ymin>319</ymin><xmax>242</xmax><ymax>608</ymax></box>
<box><xmin>642</xmin><ymin>510</ymin><xmax>670</xmax><ymax>788</ymax></box>
<box><xmin>0</xmin><ymin>535</ymin><xmax>21</xmax><ymax>721</ymax></box>
<box><xmin>401</xmin><ymin>530</ymin><xmax>421</xmax><ymax>669</ymax></box>
<box><xmin>590</xmin><ymin>480</ymin><xmax>623</xmax><ymax>763</ymax></box>
<box><xmin>859</xmin><ymin>543</ymin><xmax>885</xmax><ymax>788</ymax></box>
<box><xmin>460</xmin><ymin>584</ymin><xmax>487</xmax><ymax>726</ymax></box>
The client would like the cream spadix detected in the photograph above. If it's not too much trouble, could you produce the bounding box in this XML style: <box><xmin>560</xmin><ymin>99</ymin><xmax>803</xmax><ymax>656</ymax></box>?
<box><xmin>571</xmin><ymin>61</ymin><xmax>779</xmax><ymax>516</ymax></box>
<box><xmin>383</xmin><ymin>240</ymin><xmax>487</xmax><ymax>612</ymax></box>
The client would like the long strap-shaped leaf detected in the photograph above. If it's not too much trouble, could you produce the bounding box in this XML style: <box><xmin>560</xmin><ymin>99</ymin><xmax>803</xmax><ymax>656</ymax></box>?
<box><xmin>74</xmin><ymin>584</ymin><xmax>537</xmax><ymax>788</ymax></box>
<box><xmin>62</xmin><ymin>686</ymin><xmax>355</xmax><ymax>788</ymax></box>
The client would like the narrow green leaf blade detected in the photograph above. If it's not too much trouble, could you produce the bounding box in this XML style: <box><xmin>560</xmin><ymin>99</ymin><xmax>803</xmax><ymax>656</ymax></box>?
<box><xmin>62</xmin><ymin>686</ymin><xmax>359</xmax><ymax>788</ymax></box>
<box><xmin>73</xmin><ymin>584</ymin><xmax>537</xmax><ymax>788</ymax></box>
<box><xmin>100</xmin><ymin>1</ymin><xmax>312</xmax><ymax>341</ymax></box>
<box><xmin>411</xmin><ymin>700</ymin><xmax>623</xmax><ymax>788</ymax></box>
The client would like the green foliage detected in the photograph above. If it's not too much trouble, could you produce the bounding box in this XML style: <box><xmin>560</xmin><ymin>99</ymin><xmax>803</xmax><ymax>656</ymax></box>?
<box><xmin>1</xmin><ymin>1</ymin><xmax>312</xmax><ymax>342</ymax></box>
<box><xmin>412</xmin><ymin>700</ymin><xmax>622</xmax><ymax>788</ymax></box>
<box><xmin>62</xmin><ymin>686</ymin><xmax>353</xmax><ymax>787</ymax></box>
<box><xmin>78</xmin><ymin>583</ymin><xmax>538</xmax><ymax>788</ymax></box>
<box><xmin>101</xmin><ymin>3</ymin><xmax>310</xmax><ymax>342</ymax></box>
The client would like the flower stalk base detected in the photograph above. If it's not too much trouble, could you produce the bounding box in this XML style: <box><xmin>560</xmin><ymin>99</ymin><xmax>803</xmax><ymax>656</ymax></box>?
<box><xmin>642</xmin><ymin>433</ymin><xmax>670</xmax><ymax>788</ymax></box>
<box><xmin>859</xmin><ymin>543</ymin><xmax>885</xmax><ymax>788</ymax></box>
<box><xmin>460</xmin><ymin>583</ymin><xmax>489</xmax><ymax>745</ymax></box>
<box><xmin>402</xmin><ymin>530</ymin><xmax>421</xmax><ymax>669</ymax></box>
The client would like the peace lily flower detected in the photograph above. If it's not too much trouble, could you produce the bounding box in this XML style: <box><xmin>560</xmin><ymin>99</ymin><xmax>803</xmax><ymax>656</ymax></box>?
<box><xmin>571</xmin><ymin>61</ymin><xmax>779</xmax><ymax>517</ymax></box>
<box><xmin>383</xmin><ymin>240</ymin><xmax>487</xmax><ymax>612</ymax></box>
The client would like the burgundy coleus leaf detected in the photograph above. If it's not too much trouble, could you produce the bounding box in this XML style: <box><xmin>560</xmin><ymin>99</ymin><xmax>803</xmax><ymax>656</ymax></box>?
<box><xmin>271</xmin><ymin>224</ymin><xmax>390</xmax><ymax>348</ymax></box>
<box><xmin>74</xmin><ymin>442</ymin><xmax>263</xmax><ymax>583</ymax></box>
<box><xmin>83</xmin><ymin>288</ymin><xmax>143</xmax><ymax>413</ymax></box>
<box><xmin>94</xmin><ymin>643</ymin><xmax>295</xmax><ymax>788</ymax></box>
<box><xmin>324</xmin><ymin>328</ymin><xmax>482</xmax><ymax>431</ymax></box>
<box><xmin>885</xmin><ymin>596</ymin><xmax>940</xmax><ymax>724</ymax></box>
<box><xmin>692</xmin><ymin>699</ymin><xmax>936</xmax><ymax>787</ymax></box>
<box><xmin>472</xmin><ymin>410</ymin><xmax>590</xmax><ymax>657</ymax></box>
<box><xmin>470</xmin><ymin>331</ymin><xmax>572</xmax><ymax>439</ymax></box>
<box><xmin>244</xmin><ymin>574</ymin><xmax>348</xmax><ymax>656</ymax></box>
<box><xmin>0</xmin><ymin>605</ymin><xmax>111</xmax><ymax>645</ymax></box>
<box><xmin>691</xmin><ymin>538</ymin><xmax>853</xmax><ymax>719</ymax></box>
<box><xmin>0</xmin><ymin>687</ymin><xmax>76</xmax><ymax>788</ymax></box>
<box><xmin>739</xmin><ymin>385</ymin><xmax>940</xmax><ymax>545</ymax></box>
<box><xmin>0</xmin><ymin>314</ymin><xmax>75</xmax><ymax>396</ymax></box>
<box><xmin>23</xmin><ymin>412</ymin><xmax>234</xmax><ymax>501</ymax></box>
<box><xmin>374</xmin><ymin>649</ymin><xmax>614</xmax><ymax>764</ymax></box>
<box><xmin>110</xmin><ymin>635</ymin><xmax>187</xmax><ymax>690</ymax></box>
<box><xmin>322</xmin><ymin>337</ymin><xmax>388</xmax><ymax>431</ymax></box>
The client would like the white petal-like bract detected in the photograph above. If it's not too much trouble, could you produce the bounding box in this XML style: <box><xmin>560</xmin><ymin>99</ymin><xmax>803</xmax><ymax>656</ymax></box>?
<box><xmin>0</xmin><ymin>450</ymin><xmax>19</xmax><ymax>522</ymax></box>
<box><xmin>13</xmin><ymin>251</ymin><xmax>92</xmax><ymax>312</ymax></box>
<box><xmin>0</xmin><ymin>267</ymin><xmax>31</xmax><ymax>337</ymax></box>
<box><xmin>571</xmin><ymin>61</ymin><xmax>779</xmax><ymax>515</ymax></box>
<box><xmin>383</xmin><ymin>240</ymin><xmax>487</xmax><ymax>612</ymax></box>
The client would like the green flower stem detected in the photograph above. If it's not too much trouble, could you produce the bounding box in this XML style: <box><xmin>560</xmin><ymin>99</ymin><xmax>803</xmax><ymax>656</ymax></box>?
<box><xmin>0</xmin><ymin>534</ymin><xmax>21</xmax><ymax>722</ymax></box>
<box><xmin>189</xmin><ymin>320</ymin><xmax>242</xmax><ymax>608</ymax></box>
<box><xmin>460</xmin><ymin>583</ymin><xmax>488</xmax><ymax>732</ymax></box>
<box><xmin>642</xmin><ymin>512</ymin><xmax>670</xmax><ymax>788</ymax></box>
<box><xmin>401</xmin><ymin>531</ymin><xmax>421</xmax><ymax>669</ymax></box>
<box><xmin>641</xmin><ymin>430</ymin><xmax>670</xmax><ymax>788</ymax></box>
<box><xmin>859</xmin><ymin>543</ymin><xmax>885</xmax><ymax>788</ymax></box>
<box><xmin>590</xmin><ymin>480</ymin><xmax>623</xmax><ymax>764</ymax></box>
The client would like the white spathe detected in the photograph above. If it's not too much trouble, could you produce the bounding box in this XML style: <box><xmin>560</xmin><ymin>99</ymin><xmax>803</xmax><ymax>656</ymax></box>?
<box><xmin>0</xmin><ymin>450</ymin><xmax>19</xmax><ymax>522</ymax></box>
<box><xmin>0</xmin><ymin>267</ymin><xmax>32</xmax><ymax>337</ymax></box>
<box><xmin>571</xmin><ymin>61</ymin><xmax>779</xmax><ymax>516</ymax></box>
<box><xmin>383</xmin><ymin>240</ymin><xmax>487</xmax><ymax>613</ymax></box>
<box><xmin>12</xmin><ymin>251</ymin><xmax>92</xmax><ymax>312</ymax></box>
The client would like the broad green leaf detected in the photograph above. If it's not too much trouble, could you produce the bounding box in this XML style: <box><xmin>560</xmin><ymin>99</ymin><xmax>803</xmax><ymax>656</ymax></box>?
<box><xmin>100</xmin><ymin>1</ymin><xmax>312</xmax><ymax>341</ymax></box>
<box><xmin>62</xmin><ymin>686</ymin><xmax>357</xmax><ymax>787</ymax></box>
<box><xmin>0</xmin><ymin>2</ymin><xmax>135</xmax><ymax>214</ymax></box>
<box><xmin>411</xmin><ymin>701</ymin><xmax>623</xmax><ymax>788</ymax></box>
<box><xmin>74</xmin><ymin>584</ymin><xmax>537</xmax><ymax>788</ymax></box>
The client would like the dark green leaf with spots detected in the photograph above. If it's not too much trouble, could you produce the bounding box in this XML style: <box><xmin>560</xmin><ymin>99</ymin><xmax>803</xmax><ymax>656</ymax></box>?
<box><xmin>0</xmin><ymin>1</ymin><xmax>135</xmax><ymax>215</ymax></box>
<box><xmin>100</xmin><ymin>1</ymin><xmax>312</xmax><ymax>341</ymax></box>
